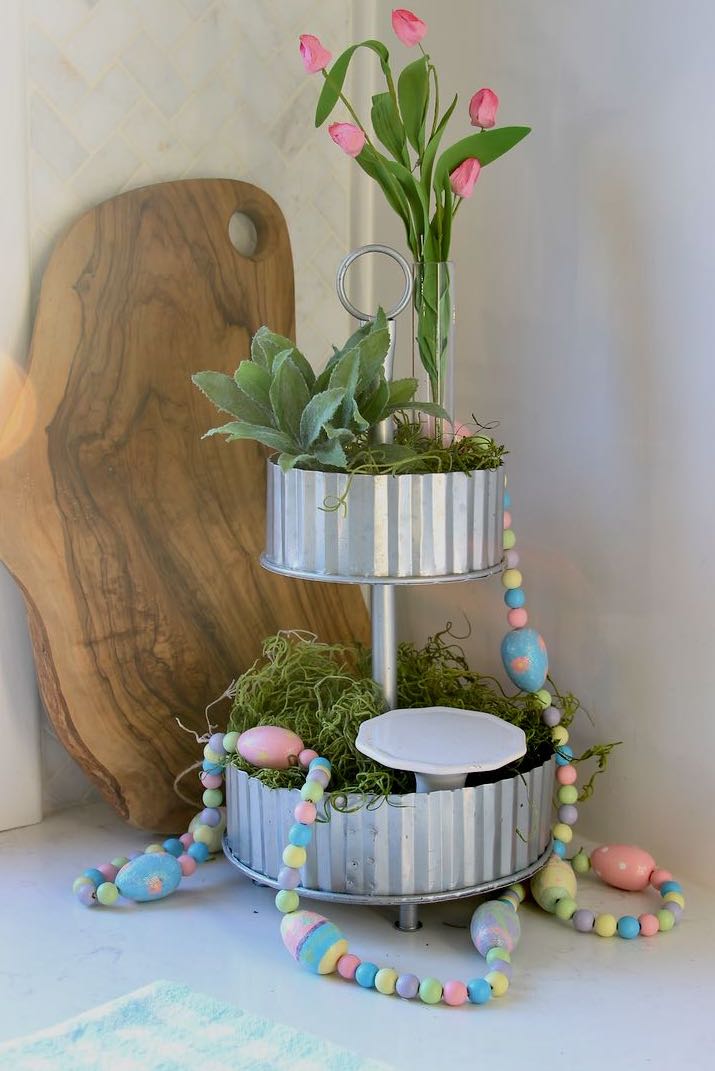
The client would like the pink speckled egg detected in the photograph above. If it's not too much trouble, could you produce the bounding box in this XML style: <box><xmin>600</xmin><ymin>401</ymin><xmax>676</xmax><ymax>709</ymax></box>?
<box><xmin>237</xmin><ymin>725</ymin><xmax>304</xmax><ymax>770</ymax></box>
<box><xmin>590</xmin><ymin>844</ymin><xmax>655</xmax><ymax>891</ymax></box>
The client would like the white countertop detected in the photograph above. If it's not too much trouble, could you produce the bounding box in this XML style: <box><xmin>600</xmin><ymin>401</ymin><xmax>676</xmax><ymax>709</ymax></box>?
<box><xmin>1</xmin><ymin>802</ymin><xmax>713</xmax><ymax>1069</ymax></box>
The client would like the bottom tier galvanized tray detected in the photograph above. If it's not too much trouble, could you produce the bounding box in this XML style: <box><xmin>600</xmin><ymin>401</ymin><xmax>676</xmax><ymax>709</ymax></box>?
<box><xmin>223</xmin><ymin>757</ymin><xmax>555</xmax><ymax>902</ymax></box>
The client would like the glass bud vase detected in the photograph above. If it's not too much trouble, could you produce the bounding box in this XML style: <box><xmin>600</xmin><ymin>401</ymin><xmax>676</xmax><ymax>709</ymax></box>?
<box><xmin>412</xmin><ymin>261</ymin><xmax>455</xmax><ymax>442</ymax></box>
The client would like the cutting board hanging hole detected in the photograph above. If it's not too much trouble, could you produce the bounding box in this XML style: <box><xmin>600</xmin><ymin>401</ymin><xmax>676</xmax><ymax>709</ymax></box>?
<box><xmin>228</xmin><ymin>211</ymin><xmax>258</xmax><ymax>257</ymax></box>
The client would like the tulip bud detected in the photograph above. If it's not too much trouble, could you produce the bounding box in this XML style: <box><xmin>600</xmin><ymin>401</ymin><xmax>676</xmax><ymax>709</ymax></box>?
<box><xmin>469</xmin><ymin>88</ymin><xmax>499</xmax><ymax>129</ymax></box>
<box><xmin>328</xmin><ymin>122</ymin><xmax>367</xmax><ymax>158</ymax></box>
<box><xmin>449</xmin><ymin>157</ymin><xmax>481</xmax><ymax>198</ymax></box>
<box><xmin>391</xmin><ymin>8</ymin><xmax>427</xmax><ymax>47</ymax></box>
<box><xmin>299</xmin><ymin>34</ymin><xmax>332</xmax><ymax>74</ymax></box>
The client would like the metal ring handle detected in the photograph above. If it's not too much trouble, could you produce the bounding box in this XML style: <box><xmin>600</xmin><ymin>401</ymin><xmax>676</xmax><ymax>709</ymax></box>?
<box><xmin>336</xmin><ymin>244</ymin><xmax>413</xmax><ymax>322</ymax></box>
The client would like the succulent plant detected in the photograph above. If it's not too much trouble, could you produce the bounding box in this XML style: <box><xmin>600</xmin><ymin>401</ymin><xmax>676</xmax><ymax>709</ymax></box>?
<box><xmin>192</xmin><ymin>308</ymin><xmax>446</xmax><ymax>473</ymax></box>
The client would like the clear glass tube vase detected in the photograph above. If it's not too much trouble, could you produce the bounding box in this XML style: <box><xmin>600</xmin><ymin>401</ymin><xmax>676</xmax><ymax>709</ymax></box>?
<box><xmin>412</xmin><ymin>260</ymin><xmax>455</xmax><ymax>441</ymax></box>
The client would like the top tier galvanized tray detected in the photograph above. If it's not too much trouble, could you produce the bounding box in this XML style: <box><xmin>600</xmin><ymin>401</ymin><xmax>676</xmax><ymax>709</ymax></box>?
<box><xmin>262</xmin><ymin>461</ymin><xmax>505</xmax><ymax>584</ymax></box>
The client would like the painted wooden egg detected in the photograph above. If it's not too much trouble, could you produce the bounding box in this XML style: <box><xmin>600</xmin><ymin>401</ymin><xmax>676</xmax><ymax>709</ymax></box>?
<box><xmin>116</xmin><ymin>853</ymin><xmax>182</xmax><ymax>902</ymax></box>
<box><xmin>280</xmin><ymin>910</ymin><xmax>348</xmax><ymax>975</ymax></box>
<box><xmin>470</xmin><ymin>900</ymin><xmax>521</xmax><ymax>956</ymax></box>
<box><xmin>237</xmin><ymin>725</ymin><xmax>304</xmax><ymax>770</ymax></box>
<box><xmin>590</xmin><ymin>844</ymin><xmax>655</xmax><ymax>891</ymax></box>
<box><xmin>189</xmin><ymin>808</ymin><xmax>226</xmax><ymax>853</ymax></box>
<box><xmin>530</xmin><ymin>857</ymin><xmax>577</xmax><ymax>913</ymax></box>
<box><xmin>500</xmin><ymin>627</ymin><xmax>548</xmax><ymax>693</ymax></box>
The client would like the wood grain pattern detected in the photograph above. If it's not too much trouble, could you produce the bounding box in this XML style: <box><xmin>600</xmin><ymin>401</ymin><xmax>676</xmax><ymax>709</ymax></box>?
<box><xmin>0</xmin><ymin>179</ymin><xmax>368</xmax><ymax>831</ymax></box>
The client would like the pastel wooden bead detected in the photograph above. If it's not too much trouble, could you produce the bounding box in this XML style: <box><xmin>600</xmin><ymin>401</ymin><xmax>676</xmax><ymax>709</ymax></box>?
<box><xmin>594</xmin><ymin>913</ymin><xmax>617</xmax><ymax>937</ymax></box>
<box><xmin>503</xmin><ymin>529</ymin><xmax>516</xmax><ymax>550</ymax></box>
<box><xmin>72</xmin><ymin>876</ymin><xmax>94</xmax><ymax>894</ymax></box>
<box><xmin>556</xmin><ymin>764</ymin><xmax>577</xmax><ymax>785</ymax></box>
<box><xmin>280</xmin><ymin>910</ymin><xmax>347</xmax><ymax>975</ymax></box>
<box><xmin>535</xmin><ymin>689</ymin><xmax>552</xmax><ymax>709</ymax></box>
<box><xmin>188</xmin><ymin>842</ymin><xmax>210</xmax><ymax>863</ymax></box>
<box><xmin>485</xmin><ymin>970</ymin><xmax>509</xmax><ymax>997</ymax></box>
<box><xmin>573</xmin><ymin>909</ymin><xmax>595</xmax><ymax>932</ymax></box>
<box><xmin>282</xmin><ymin>845</ymin><xmax>307</xmax><ymax>869</ymax></box>
<box><xmin>505</xmin><ymin>587</ymin><xmax>526</xmax><ymax>608</ymax></box>
<box><xmin>470</xmin><ymin>900</ymin><xmax>521</xmax><ymax>955</ymax></box>
<box><xmin>178</xmin><ymin>854</ymin><xmax>197</xmax><ymax>876</ymax></box>
<box><xmin>650</xmin><ymin>868</ymin><xmax>672</xmax><ymax>889</ymax></box>
<box><xmin>504</xmin><ymin>549</ymin><xmax>520</xmax><ymax>568</ymax></box>
<box><xmin>501</xmin><ymin>627</ymin><xmax>548</xmax><ymax>692</ymax></box>
<box><xmin>337</xmin><ymin>953</ymin><xmax>361</xmax><ymax>980</ymax></box>
<box><xmin>299</xmin><ymin>748</ymin><xmax>319</xmax><ymax>767</ymax></box>
<box><xmin>638</xmin><ymin>912</ymin><xmax>660</xmax><ymax>936</ymax></box>
<box><xmin>116</xmin><ymin>853</ymin><xmax>182</xmax><ymax>902</ymax></box>
<box><xmin>554</xmin><ymin>897</ymin><xmax>577</xmax><ymax>920</ymax></box>
<box><xmin>208</xmin><ymin>732</ymin><xmax>225</xmax><ymax>754</ymax></box>
<box><xmin>617</xmin><ymin>915</ymin><xmax>640</xmax><ymax>939</ymax></box>
<box><xmin>552</xmin><ymin>823</ymin><xmax>573</xmax><ymax>844</ymax></box>
<box><xmin>189</xmin><ymin>811</ymin><xmax>225</xmax><ymax>852</ymax></box>
<box><xmin>663</xmin><ymin>891</ymin><xmax>685</xmax><ymax>908</ymax></box>
<box><xmin>202</xmin><ymin>788</ymin><xmax>223</xmax><ymax>808</ymax></box>
<box><xmin>485</xmin><ymin>948</ymin><xmax>511</xmax><ymax>965</ymax></box>
<box><xmin>502</xmin><ymin>568</ymin><xmax>522</xmax><ymax>588</ymax></box>
<box><xmin>300</xmin><ymin>781</ymin><xmax>324</xmax><ymax>803</ymax></box>
<box><xmin>511</xmin><ymin>883</ymin><xmax>526</xmax><ymax>902</ymax></box>
<box><xmin>467</xmin><ymin>978</ymin><xmax>491</xmax><ymax>1004</ymax></box>
<box><xmin>223</xmin><ymin>731</ymin><xmax>240</xmax><ymax>753</ymax></box>
<box><xmin>179</xmin><ymin>833</ymin><xmax>194</xmax><ymax>849</ymax></box>
<box><xmin>192</xmin><ymin>824</ymin><xmax>214</xmax><ymax>846</ymax></box>
<box><xmin>503</xmin><ymin>511</ymin><xmax>512</xmax><ymax>529</ymax></box>
<box><xmin>507</xmin><ymin>608</ymin><xmax>528</xmax><ymax>629</ymax></box>
<box><xmin>200</xmin><ymin>772</ymin><xmax>222</xmax><ymax>790</ymax></box>
<box><xmin>531</xmin><ymin>858</ymin><xmax>577</xmax><ymax>913</ymax></box>
<box><xmin>558</xmin><ymin>804</ymin><xmax>579</xmax><ymax>826</ymax></box>
<box><xmin>551</xmin><ymin>725</ymin><xmax>569</xmax><ymax>746</ymax></box>
<box><xmin>97</xmin><ymin>862</ymin><xmax>119</xmax><ymax>882</ymax></box>
<box><xmin>144</xmin><ymin>844</ymin><xmax>164</xmax><ymax>854</ymax></box>
<box><xmin>375</xmin><ymin>968</ymin><xmax>398</xmax><ymax>995</ymax></box>
<box><xmin>443</xmin><ymin>980</ymin><xmax>468</xmax><ymax>1006</ymax></box>
<box><xmin>355</xmin><ymin>963</ymin><xmax>379</xmax><ymax>988</ymax></box>
<box><xmin>96</xmin><ymin>881</ymin><xmax>119</xmax><ymax>905</ymax></box>
<box><xmin>542</xmin><ymin>706</ymin><xmax>561</xmax><ymax>727</ymax></box>
<box><xmin>396</xmin><ymin>974</ymin><xmax>420</xmax><ymax>999</ymax></box>
<box><xmin>657</xmin><ymin>909</ymin><xmax>675</xmax><ymax>932</ymax></box>
<box><xmin>237</xmin><ymin>726</ymin><xmax>304</xmax><ymax>770</ymax></box>
<box><xmin>288</xmin><ymin>823</ymin><xmax>313</xmax><ymax>847</ymax></box>
<box><xmin>419</xmin><ymin>978</ymin><xmax>443</xmax><ymax>1004</ymax></box>
<box><xmin>277</xmin><ymin>866</ymin><xmax>301</xmax><ymax>890</ymax></box>
<box><xmin>294</xmin><ymin>801</ymin><xmax>317</xmax><ymax>824</ymax></box>
<box><xmin>558</xmin><ymin>785</ymin><xmax>578</xmax><ymax>805</ymax></box>
<box><xmin>590</xmin><ymin>845</ymin><xmax>655</xmax><ymax>892</ymax></box>
<box><xmin>275</xmin><ymin>890</ymin><xmax>299</xmax><ymax>913</ymax></box>
<box><xmin>203</xmin><ymin>745</ymin><xmax>223</xmax><ymax>764</ymax></box>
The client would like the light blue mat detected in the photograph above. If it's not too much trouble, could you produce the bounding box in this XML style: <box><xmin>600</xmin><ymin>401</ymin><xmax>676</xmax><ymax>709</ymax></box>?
<box><xmin>0</xmin><ymin>981</ymin><xmax>393</xmax><ymax>1071</ymax></box>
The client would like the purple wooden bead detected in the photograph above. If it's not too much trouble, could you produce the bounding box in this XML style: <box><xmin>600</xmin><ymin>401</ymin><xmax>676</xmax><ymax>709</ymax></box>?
<box><xmin>208</xmin><ymin>732</ymin><xmax>225</xmax><ymax>754</ymax></box>
<box><xmin>277</xmin><ymin>866</ymin><xmax>301</xmax><ymax>890</ymax></box>
<box><xmin>200</xmin><ymin>807</ymin><xmax>221</xmax><ymax>827</ymax></box>
<box><xmin>77</xmin><ymin>884</ymin><xmax>97</xmax><ymax>906</ymax></box>
<box><xmin>557</xmin><ymin>804</ymin><xmax>578</xmax><ymax>825</ymax></box>
<box><xmin>129</xmin><ymin>851</ymin><xmax>144</xmax><ymax>861</ymax></box>
<box><xmin>663</xmin><ymin>902</ymin><xmax>683</xmax><ymax>923</ymax></box>
<box><xmin>490</xmin><ymin>960</ymin><xmax>512</xmax><ymax>981</ymax></box>
<box><xmin>542</xmin><ymin>706</ymin><xmax>561</xmax><ymax>727</ymax></box>
<box><xmin>395</xmin><ymin>973</ymin><xmax>420</xmax><ymax>999</ymax></box>
<box><xmin>573</xmin><ymin>909</ymin><xmax>595</xmax><ymax>932</ymax></box>
<box><xmin>307</xmin><ymin>768</ymin><xmax>330</xmax><ymax>788</ymax></box>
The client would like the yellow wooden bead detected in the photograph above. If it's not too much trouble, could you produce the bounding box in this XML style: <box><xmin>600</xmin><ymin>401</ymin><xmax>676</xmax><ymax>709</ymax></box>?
<box><xmin>663</xmin><ymin>891</ymin><xmax>685</xmax><ymax>909</ymax></box>
<box><xmin>594</xmin><ymin>913</ymin><xmax>617</xmax><ymax>937</ymax></box>
<box><xmin>552</xmin><ymin>822</ymin><xmax>573</xmax><ymax>844</ymax></box>
<box><xmin>282</xmin><ymin>845</ymin><xmax>307</xmax><ymax>868</ymax></box>
<box><xmin>551</xmin><ymin>726</ymin><xmax>569</xmax><ymax>746</ymax></box>
<box><xmin>485</xmin><ymin>970</ymin><xmax>510</xmax><ymax>997</ymax></box>
<box><xmin>375</xmin><ymin>968</ymin><xmax>398</xmax><ymax>995</ymax></box>
<box><xmin>145</xmin><ymin>844</ymin><xmax>164</xmax><ymax>853</ymax></box>
<box><xmin>503</xmin><ymin>529</ymin><xmax>516</xmax><ymax>550</ymax></box>
<box><xmin>502</xmin><ymin>568</ymin><xmax>523</xmax><ymax>589</ymax></box>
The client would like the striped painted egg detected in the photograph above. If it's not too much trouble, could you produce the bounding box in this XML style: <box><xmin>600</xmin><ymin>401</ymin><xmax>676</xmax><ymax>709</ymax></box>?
<box><xmin>280</xmin><ymin>909</ymin><xmax>348</xmax><ymax>975</ymax></box>
<box><xmin>470</xmin><ymin>900</ymin><xmax>521</xmax><ymax>956</ymax></box>
<box><xmin>500</xmin><ymin>628</ymin><xmax>548</xmax><ymax>693</ymax></box>
<box><xmin>115</xmin><ymin>853</ymin><xmax>182</xmax><ymax>902</ymax></box>
<box><xmin>237</xmin><ymin>725</ymin><xmax>304</xmax><ymax>770</ymax></box>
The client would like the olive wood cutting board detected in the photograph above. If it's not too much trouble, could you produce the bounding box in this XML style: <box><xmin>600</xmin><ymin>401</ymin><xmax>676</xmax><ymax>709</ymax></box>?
<box><xmin>0</xmin><ymin>179</ymin><xmax>368</xmax><ymax>831</ymax></box>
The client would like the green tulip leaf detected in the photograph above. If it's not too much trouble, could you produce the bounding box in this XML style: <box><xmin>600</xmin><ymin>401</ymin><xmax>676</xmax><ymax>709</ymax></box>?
<box><xmin>433</xmin><ymin>126</ymin><xmax>531</xmax><ymax>193</ymax></box>
<box><xmin>371</xmin><ymin>92</ymin><xmax>408</xmax><ymax>164</ymax></box>
<box><xmin>420</xmin><ymin>93</ymin><xmax>458</xmax><ymax>191</ymax></box>
<box><xmin>398</xmin><ymin>56</ymin><xmax>429</xmax><ymax>153</ymax></box>
<box><xmin>316</xmin><ymin>40</ymin><xmax>391</xmax><ymax>127</ymax></box>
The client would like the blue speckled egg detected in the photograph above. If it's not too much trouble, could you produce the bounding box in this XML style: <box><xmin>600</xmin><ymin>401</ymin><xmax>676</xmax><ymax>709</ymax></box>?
<box><xmin>470</xmin><ymin>900</ymin><xmax>521</xmax><ymax>956</ymax></box>
<box><xmin>115</xmin><ymin>852</ymin><xmax>182</xmax><ymax>902</ymax></box>
<box><xmin>500</xmin><ymin>627</ymin><xmax>548</xmax><ymax>692</ymax></box>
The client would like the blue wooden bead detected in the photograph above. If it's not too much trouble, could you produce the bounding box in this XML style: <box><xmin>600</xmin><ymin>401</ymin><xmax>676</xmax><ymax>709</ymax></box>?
<box><xmin>355</xmin><ymin>962</ymin><xmax>378</xmax><ymax>989</ymax></box>
<box><xmin>288</xmin><ymin>823</ymin><xmax>313</xmax><ymax>848</ymax></box>
<box><xmin>202</xmin><ymin>759</ymin><xmax>223</xmax><ymax>775</ymax></box>
<box><xmin>659</xmin><ymin>881</ymin><xmax>682</xmax><ymax>896</ymax></box>
<box><xmin>554</xmin><ymin>745</ymin><xmax>574</xmax><ymax>767</ymax></box>
<box><xmin>83</xmin><ymin>868</ymin><xmax>105</xmax><ymax>887</ymax></box>
<box><xmin>504</xmin><ymin>587</ymin><xmax>526</xmax><ymax>609</ymax></box>
<box><xmin>552</xmin><ymin>839</ymin><xmax>567</xmax><ymax>857</ymax></box>
<box><xmin>467</xmin><ymin>978</ymin><xmax>492</xmax><ymax>1004</ymax></box>
<box><xmin>503</xmin><ymin>491</ymin><xmax>512</xmax><ymax>509</ymax></box>
<box><xmin>188</xmin><ymin>842</ymin><xmax>210</xmax><ymax>863</ymax></box>
<box><xmin>309</xmin><ymin>757</ymin><xmax>332</xmax><ymax>771</ymax></box>
<box><xmin>162</xmin><ymin>838</ymin><xmax>184</xmax><ymax>858</ymax></box>
<box><xmin>617</xmin><ymin>915</ymin><xmax>640</xmax><ymax>939</ymax></box>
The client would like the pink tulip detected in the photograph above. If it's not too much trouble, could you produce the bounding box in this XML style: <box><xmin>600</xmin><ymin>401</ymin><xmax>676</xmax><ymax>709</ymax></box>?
<box><xmin>391</xmin><ymin>8</ymin><xmax>427</xmax><ymax>47</ymax></box>
<box><xmin>449</xmin><ymin>157</ymin><xmax>481</xmax><ymax>198</ymax></box>
<box><xmin>469</xmin><ymin>87</ymin><xmax>499</xmax><ymax>129</ymax></box>
<box><xmin>328</xmin><ymin>122</ymin><xmax>366</xmax><ymax>158</ymax></box>
<box><xmin>299</xmin><ymin>34</ymin><xmax>332</xmax><ymax>73</ymax></box>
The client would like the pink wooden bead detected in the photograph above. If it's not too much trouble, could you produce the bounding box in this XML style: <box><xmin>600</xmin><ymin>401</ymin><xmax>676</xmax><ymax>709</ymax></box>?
<box><xmin>638</xmin><ymin>913</ymin><xmax>660</xmax><ymax>936</ymax></box>
<box><xmin>556</xmin><ymin>764</ymin><xmax>578</xmax><ymax>785</ymax></box>
<box><xmin>443</xmin><ymin>980</ymin><xmax>468</xmax><ymax>1006</ymax></box>
<box><xmin>337</xmin><ymin>953</ymin><xmax>361</xmax><ymax>980</ymax></box>
<box><xmin>98</xmin><ymin>862</ymin><xmax>119</xmax><ymax>882</ymax></box>
<box><xmin>650</xmin><ymin>868</ymin><xmax>672</xmax><ymax>889</ymax></box>
<box><xmin>200</xmin><ymin>771</ymin><xmax>223</xmax><ymax>789</ymax></box>
<box><xmin>503</xmin><ymin>511</ymin><xmax>512</xmax><ymax>529</ymax></box>
<box><xmin>178</xmin><ymin>854</ymin><xmax>197</xmax><ymax>876</ymax></box>
<box><xmin>294</xmin><ymin>801</ymin><xmax>317</xmax><ymax>824</ymax></box>
<box><xmin>507</xmin><ymin>608</ymin><xmax>528</xmax><ymax>629</ymax></box>
<box><xmin>179</xmin><ymin>833</ymin><xmax>194</xmax><ymax>849</ymax></box>
<box><xmin>504</xmin><ymin>549</ymin><xmax>520</xmax><ymax>569</ymax></box>
<box><xmin>299</xmin><ymin>749</ymin><xmax>319</xmax><ymax>768</ymax></box>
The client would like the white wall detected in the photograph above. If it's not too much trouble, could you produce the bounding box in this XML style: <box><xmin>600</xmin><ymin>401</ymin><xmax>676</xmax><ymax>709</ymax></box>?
<box><xmin>367</xmin><ymin>1</ymin><xmax>715</xmax><ymax>885</ymax></box>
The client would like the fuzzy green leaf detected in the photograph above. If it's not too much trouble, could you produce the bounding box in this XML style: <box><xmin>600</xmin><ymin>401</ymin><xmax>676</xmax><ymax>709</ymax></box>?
<box><xmin>371</xmin><ymin>92</ymin><xmax>407</xmax><ymax>163</ymax></box>
<box><xmin>388</xmin><ymin>377</ymin><xmax>418</xmax><ymax>406</ymax></box>
<box><xmin>192</xmin><ymin>371</ymin><xmax>269</xmax><ymax>425</ymax></box>
<box><xmin>386</xmin><ymin>400</ymin><xmax>451</xmax><ymax>420</ymax></box>
<box><xmin>433</xmin><ymin>126</ymin><xmax>531</xmax><ymax>193</ymax></box>
<box><xmin>313</xmin><ymin>439</ymin><xmax>348</xmax><ymax>469</ymax></box>
<box><xmin>315</xmin><ymin>41</ymin><xmax>390</xmax><ymax>127</ymax></box>
<box><xmin>354</xmin><ymin>308</ymin><xmax>390</xmax><ymax>390</ymax></box>
<box><xmin>251</xmin><ymin>329</ymin><xmax>315</xmax><ymax>389</ymax></box>
<box><xmin>398</xmin><ymin>56</ymin><xmax>429</xmax><ymax>153</ymax></box>
<box><xmin>234</xmin><ymin>361</ymin><xmax>273</xmax><ymax>420</ymax></box>
<box><xmin>202</xmin><ymin>421</ymin><xmax>296</xmax><ymax>453</ymax></box>
<box><xmin>357</xmin><ymin>376</ymin><xmax>390</xmax><ymax>425</ymax></box>
<box><xmin>278</xmin><ymin>452</ymin><xmax>314</xmax><ymax>473</ymax></box>
<box><xmin>269</xmin><ymin>356</ymin><xmax>311</xmax><ymax>441</ymax></box>
<box><xmin>299</xmin><ymin>388</ymin><xmax>345</xmax><ymax>448</ymax></box>
<box><xmin>328</xmin><ymin>349</ymin><xmax>360</xmax><ymax>426</ymax></box>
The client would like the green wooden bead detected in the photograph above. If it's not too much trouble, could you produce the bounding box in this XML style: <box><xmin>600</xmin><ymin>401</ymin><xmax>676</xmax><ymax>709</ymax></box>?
<box><xmin>555</xmin><ymin>897</ymin><xmax>577</xmax><ymax>920</ymax></box>
<box><xmin>572</xmin><ymin>850</ymin><xmax>590</xmax><ymax>874</ymax></box>
<box><xmin>557</xmin><ymin>785</ymin><xmax>578</xmax><ymax>805</ymax></box>
<box><xmin>223</xmin><ymin>731</ymin><xmax>240</xmax><ymax>753</ymax></box>
<box><xmin>96</xmin><ymin>882</ymin><xmax>119</xmax><ymax>905</ymax></box>
<box><xmin>486</xmin><ymin>948</ymin><xmax>511</xmax><ymax>965</ymax></box>
<box><xmin>657</xmin><ymin>909</ymin><xmax>675</xmax><ymax>932</ymax></box>
<box><xmin>111</xmin><ymin>857</ymin><xmax>129</xmax><ymax>869</ymax></box>
<box><xmin>275</xmin><ymin>890</ymin><xmax>299</xmax><ymax>913</ymax></box>
<box><xmin>145</xmin><ymin>843</ymin><xmax>164</xmax><ymax>853</ymax></box>
<box><xmin>419</xmin><ymin>977</ymin><xmax>443</xmax><ymax>1004</ymax></box>
<box><xmin>202</xmin><ymin>788</ymin><xmax>223</xmax><ymax>807</ymax></box>
<box><xmin>300</xmin><ymin>781</ymin><xmax>324</xmax><ymax>803</ymax></box>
